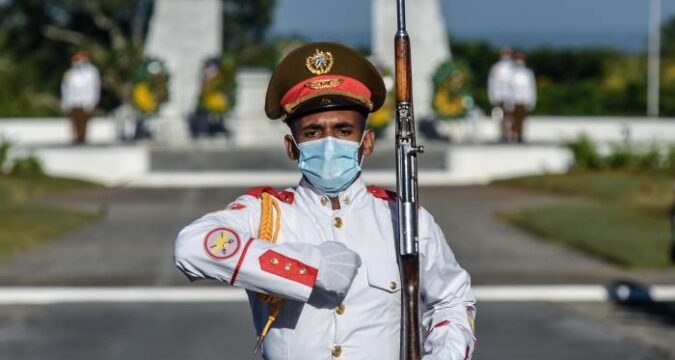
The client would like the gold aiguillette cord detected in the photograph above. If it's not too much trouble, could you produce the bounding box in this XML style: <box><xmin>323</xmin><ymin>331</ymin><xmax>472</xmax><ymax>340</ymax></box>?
<box><xmin>253</xmin><ymin>192</ymin><xmax>282</xmax><ymax>353</ymax></box>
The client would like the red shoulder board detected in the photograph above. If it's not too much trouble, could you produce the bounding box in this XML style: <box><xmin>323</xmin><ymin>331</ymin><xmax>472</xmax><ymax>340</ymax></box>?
<box><xmin>367</xmin><ymin>185</ymin><xmax>397</xmax><ymax>202</ymax></box>
<box><xmin>245</xmin><ymin>186</ymin><xmax>295</xmax><ymax>204</ymax></box>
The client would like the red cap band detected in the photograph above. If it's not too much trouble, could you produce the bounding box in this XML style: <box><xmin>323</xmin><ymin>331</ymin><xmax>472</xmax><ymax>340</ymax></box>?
<box><xmin>280</xmin><ymin>75</ymin><xmax>372</xmax><ymax>114</ymax></box>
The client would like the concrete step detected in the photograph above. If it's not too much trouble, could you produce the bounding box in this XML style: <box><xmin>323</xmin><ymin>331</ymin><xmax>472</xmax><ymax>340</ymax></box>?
<box><xmin>149</xmin><ymin>145</ymin><xmax>449</xmax><ymax>171</ymax></box>
<box><xmin>21</xmin><ymin>143</ymin><xmax>571</xmax><ymax>186</ymax></box>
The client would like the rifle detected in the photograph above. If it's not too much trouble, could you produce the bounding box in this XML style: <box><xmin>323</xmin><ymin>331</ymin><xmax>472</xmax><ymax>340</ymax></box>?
<box><xmin>394</xmin><ymin>0</ymin><xmax>424</xmax><ymax>359</ymax></box>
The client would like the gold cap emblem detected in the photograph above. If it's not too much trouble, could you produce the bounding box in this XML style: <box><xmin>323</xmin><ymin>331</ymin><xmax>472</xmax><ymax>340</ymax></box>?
<box><xmin>305</xmin><ymin>49</ymin><xmax>334</xmax><ymax>75</ymax></box>
<box><xmin>304</xmin><ymin>78</ymin><xmax>344</xmax><ymax>90</ymax></box>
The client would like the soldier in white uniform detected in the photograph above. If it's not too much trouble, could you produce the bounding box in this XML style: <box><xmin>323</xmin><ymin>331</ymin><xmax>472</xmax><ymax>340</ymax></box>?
<box><xmin>175</xmin><ymin>42</ymin><xmax>476</xmax><ymax>360</ymax></box>
<box><xmin>60</xmin><ymin>51</ymin><xmax>101</xmax><ymax>144</ymax></box>
<box><xmin>510</xmin><ymin>52</ymin><xmax>537</xmax><ymax>143</ymax></box>
<box><xmin>487</xmin><ymin>48</ymin><xmax>515</xmax><ymax>142</ymax></box>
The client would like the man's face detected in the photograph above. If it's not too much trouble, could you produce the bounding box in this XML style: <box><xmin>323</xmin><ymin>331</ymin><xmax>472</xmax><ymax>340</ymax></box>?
<box><xmin>284</xmin><ymin>109</ymin><xmax>375</xmax><ymax>161</ymax></box>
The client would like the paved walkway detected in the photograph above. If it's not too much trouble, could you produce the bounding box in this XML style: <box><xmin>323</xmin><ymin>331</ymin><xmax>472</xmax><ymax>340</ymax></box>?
<box><xmin>0</xmin><ymin>184</ymin><xmax>671</xmax><ymax>286</ymax></box>
<box><xmin>0</xmin><ymin>184</ymin><xmax>673</xmax><ymax>359</ymax></box>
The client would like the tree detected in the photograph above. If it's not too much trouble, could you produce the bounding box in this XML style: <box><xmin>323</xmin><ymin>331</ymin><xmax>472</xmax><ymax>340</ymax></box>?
<box><xmin>662</xmin><ymin>15</ymin><xmax>675</xmax><ymax>58</ymax></box>
<box><xmin>0</xmin><ymin>0</ymin><xmax>153</xmax><ymax>114</ymax></box>
<box><xmin>0</xmin><ymin>0</ymin><xmax>281</xmax><ymax>116</ymax></box>
<box><xmin>222</xmin><ymin>0</ymin><xmax>278</xmax><ymax>67</ymax></box>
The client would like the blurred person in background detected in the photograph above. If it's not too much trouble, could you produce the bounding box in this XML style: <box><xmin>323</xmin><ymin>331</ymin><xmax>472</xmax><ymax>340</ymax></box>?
<box><xmin>510</xmin><ymin>52</ymin><xmax>536</xmax><ymax>143</ymax></box>
<box><xmin>488</xmin><ymin>47</ymin><xmax>515</xmax><ymax>142</ymax></box>
<box><xmin>189</xmin><ymin>57</ymin><xmax>232</xmax><ymax>138</ymax></box>
<box><xmin>60</xmin><ymin>51</ymin><xmax>101</xmax><ymax>144</ymax></box>
<box><xmin>174</xmin><ymin>42</ymin><xmax>476</xmax><ymax>360</ymax></box>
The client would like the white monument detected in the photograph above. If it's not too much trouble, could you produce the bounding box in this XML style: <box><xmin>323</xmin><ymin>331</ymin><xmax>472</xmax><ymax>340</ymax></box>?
<box><xmin>372</xmin><ymin>0</ymin><xmax>450</xmax><ymax>118</ymax></box>
<box><xmin>141</xmin><ymin>0</ymin><xmax>449</xmax><ymax>146</ymax></box>
<box><xmin>144</xmin><ymin>0</ymin><xmax>222</xmax><ymax>143</ymax></box>
<box><xmin>230</xmin><ymin>69</ymin><xmax>289</xmax><ymax>147</ymax></box>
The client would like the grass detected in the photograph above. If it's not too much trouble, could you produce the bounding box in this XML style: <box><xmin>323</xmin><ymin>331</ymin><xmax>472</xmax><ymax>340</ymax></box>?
<box><xmin>494</xmin><ymin>170</ymin><xmax>674</xmax><ymax>269</ymax></box>
<box><xmin>0</xmin><ymin>175</ymin><xmax>100</xmax><ymax>203</ymax></box>
<box><xmin>0</xmin><ymin>175</ymin><xmax>102</xmax><ymax>259</ymax></box>
<box><xmin>496</xmin><ymin>170</ymin><xmax>673</xmax><ymax>207</ymax></box>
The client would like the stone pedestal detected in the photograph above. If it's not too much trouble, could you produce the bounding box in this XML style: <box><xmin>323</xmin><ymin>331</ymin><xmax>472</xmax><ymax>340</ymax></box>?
<box><xmin>145</xmin><ymin>0</ymin><xmax>222</xmax><ymax>144</ymax></box>
<box><xmin>372</xmin><ymin>0</ymin><xmax>450</xmax><ymax>118</ymax></box>
<box><xmin>230</xmin><ymin>69</ymin><xmax>288</xmax><ymax>148</ymax></box>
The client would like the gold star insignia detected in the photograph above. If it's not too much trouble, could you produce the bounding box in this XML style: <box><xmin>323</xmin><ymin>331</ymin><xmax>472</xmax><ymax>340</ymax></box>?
<box><xmin>305</xmin><ymin>49</ymin><xmax>334</xmax><ymax>75</ymax></box>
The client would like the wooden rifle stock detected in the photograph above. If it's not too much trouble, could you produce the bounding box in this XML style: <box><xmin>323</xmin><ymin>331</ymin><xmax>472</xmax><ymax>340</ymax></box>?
<box><xmin>394</xmin><ymin>1</ymin><xmax>423</xmax><ymax>359</ymax></box>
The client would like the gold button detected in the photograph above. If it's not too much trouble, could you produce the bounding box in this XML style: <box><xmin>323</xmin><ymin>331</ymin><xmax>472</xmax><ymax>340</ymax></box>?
<box><xmin>389</xmin><ymin>281</ymin><xmax>397</xmax><ymax>290</ymax></box>
<box><xmin>284</xmin><ymin>263</ymin><xmax>292</xmax><ymax>271</ymax></box>
<box><xmin>336</xmin><ymin>304</ymin><xmax>345</xmax><ymax>315</ymax></box>
<box><xmin>299</xmin><ymin>267</ymin><xmax>307</xmax><ymax>275</ymax></box>
<box><xmin>333</xmin><ymin>217</ymin><xmax>343</xmax><ymax>228</ymax></box>
<box><xmin>270</xmin><ymin>258</ymin><xmax>279</xmax><ymax>265</ymax></box>
<box><xmin>332</xmin><ymin>345</ymin><xmax>342</xmax><ymax>357</ymax></box>
<box><xmin>320</xmin><ymin>197</ymin><xmax>328</xmax><ymax>206</ymax></box>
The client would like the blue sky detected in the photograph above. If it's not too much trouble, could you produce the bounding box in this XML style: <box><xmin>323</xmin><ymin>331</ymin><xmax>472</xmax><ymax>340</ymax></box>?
<box><xmin>270</xmin><ymin>0</ymin><xmax>675</xmax><ymax>51</ymax></box>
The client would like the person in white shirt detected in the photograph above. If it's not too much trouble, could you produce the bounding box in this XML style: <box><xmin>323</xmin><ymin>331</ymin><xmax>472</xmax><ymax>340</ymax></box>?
<box><xmin>60</xmin><ymin>51</ymin><xmax>101</xmax><ymax>144</ymax></box>
<box><xmin>174</xmin><ymin>42</ymin><xmax>477</xmax><ymax>360</ymax></box>
<box><xmin>488</xmin><ymin>48</ymin><xmax>515</xmax><ymax>142</ymax></box>
<box><xmin>510</xmin><ymin>52</ymin><xmax>537</xmax><ymax>143</ymax></box>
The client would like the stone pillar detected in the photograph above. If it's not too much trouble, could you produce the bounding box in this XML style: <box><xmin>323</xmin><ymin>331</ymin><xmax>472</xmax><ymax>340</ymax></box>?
<box><xmin>230</xmin><ymin>69</ymin><xmax>288</xmax><ymax>147</ymax></box>
<box><xmin>372</xmin><ymin>0</ymin><xmax>450</xmax><ymax>118</ymax></box>
<box><xmin>145</xmin><ymin>0</ymin><xmax>222</xmax><ymax>144</ymax></box>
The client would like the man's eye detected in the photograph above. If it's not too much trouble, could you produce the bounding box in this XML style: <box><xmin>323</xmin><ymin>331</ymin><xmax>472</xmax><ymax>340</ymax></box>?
<box><xmin>338</xmin><ymin>129</ymin><xmax>352</xmax><ymax>136</ymax></box>
<box><xmin>305</xmin><ymin>130</ymin><xmax>319</xmax><ymax>137</ymax></box>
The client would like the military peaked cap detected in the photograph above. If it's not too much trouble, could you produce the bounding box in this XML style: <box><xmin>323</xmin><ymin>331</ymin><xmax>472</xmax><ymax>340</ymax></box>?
<box><xmin>265</xmin><ymin>42</ymin><xmax>386</xmax><ymax>121</ymax></box>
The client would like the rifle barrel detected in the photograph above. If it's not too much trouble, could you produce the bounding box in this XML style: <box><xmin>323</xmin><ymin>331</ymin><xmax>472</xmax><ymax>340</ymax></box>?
<box><xmin>397</xmin><ymin>0</ymin><xmax>406</xmax><ymax>32</ymax></box>
<box><xmin>394</xmin><ymin>0</ymin><xmax>422</xmax><ymax>359</ymax></box>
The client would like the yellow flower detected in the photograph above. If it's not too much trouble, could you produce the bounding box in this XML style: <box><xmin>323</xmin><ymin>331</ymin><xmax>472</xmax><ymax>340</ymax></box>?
<box><xmin>663</xmin><ymin>63</ymin><xmax>675</xmax><ymax>85</ymax></box>
<box><xmin>368</xmin><ymin>92</ymin><xmax>394</xmax><ymax>129</ymax></box>
<box><xmin>133</xmin><ymin>82</ymin><xmax>157</xmax><ymax>113</ymax></box>
<box><xmin>370</xmin><ymin>106</ymin><xmax>393</xmax><ymax>128</ymax></box>
<box><xmin>434</xmin><ymin>90</ymin><xmax>464</xmax><ymax>117</ymax></box>
<box><xmin>203</xmin><ymin>92</ymin><xmax>228</xmax><ymax>113</ymax></box>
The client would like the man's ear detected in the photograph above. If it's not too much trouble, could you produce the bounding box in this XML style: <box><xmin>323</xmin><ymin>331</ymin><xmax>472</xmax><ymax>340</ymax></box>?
<box><xmin>284</xmin><ymin>134</ymin><xmax>299</xmax><ymax>161</ymax></box>
<box><xmin>360</xmin><ymin>128</ymin><xmax>375</xmax><ymax>158</ymax></box>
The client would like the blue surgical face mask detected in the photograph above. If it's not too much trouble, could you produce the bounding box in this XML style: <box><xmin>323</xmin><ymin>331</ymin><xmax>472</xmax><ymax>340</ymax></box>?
<box><xmin>294</xmin><ymin>136</ymin><xmax>363</xmax><ymax>196</ymax></box>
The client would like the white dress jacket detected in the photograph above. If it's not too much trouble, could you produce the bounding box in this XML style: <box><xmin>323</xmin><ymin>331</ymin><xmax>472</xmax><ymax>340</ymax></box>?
<box><xmin>175</xmin><ymin>177</ymin><xmax>476</xmax><ymax>360</ymax></box>
<box><xmin>60</xmin><ymin>63</ymin><xmax>101</xmax><ymax>112</ymax></box>
<box><xmin>488</xmin><ymin>57</ymin><xmax>514</xmax><ymax>106</ymax></box>
<box><xmin>510</xmin><ymin>65</ymin><xmax>537</xmax><ymax>110</ymax></box>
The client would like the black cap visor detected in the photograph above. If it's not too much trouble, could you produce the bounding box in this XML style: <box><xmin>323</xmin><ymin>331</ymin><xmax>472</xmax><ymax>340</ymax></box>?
<box><xmin>284</xmin><ymin>95</ymin><xmax>370</xmax><ymax>123</ymax></box>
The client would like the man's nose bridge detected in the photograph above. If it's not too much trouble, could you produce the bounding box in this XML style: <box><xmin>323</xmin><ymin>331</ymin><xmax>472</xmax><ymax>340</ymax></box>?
<box><xmin>323</xmin><ymin>126</ymin><xmax>337</xmax><ymax>138</ymax></box>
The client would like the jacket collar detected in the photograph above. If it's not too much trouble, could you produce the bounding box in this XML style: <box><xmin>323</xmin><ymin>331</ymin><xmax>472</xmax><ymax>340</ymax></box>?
<box><xmin>297</xmin><ymin>175</ymin><xmax>368</xmax><ymax>211</ymax></box>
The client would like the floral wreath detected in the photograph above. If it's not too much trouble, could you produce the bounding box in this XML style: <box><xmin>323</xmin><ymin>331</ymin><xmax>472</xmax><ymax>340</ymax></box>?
<box><xmin>131</xmin><ymin>57</ymin><xmax>170</xmax><ymax>115</ymax></box>
<box><xmin>369</xmin><ymin>64</ymin><xmax>395</xmax><ymax>132</ymax></box>
<box><xmin>198</xmin><ymin>55</ymin><xmax>237</xmax><ymax>115</ymax></box>
<box><xmin>432</xmin><ymin>59</ymin><xmax>473</xmax><ymax>120</ymax></box>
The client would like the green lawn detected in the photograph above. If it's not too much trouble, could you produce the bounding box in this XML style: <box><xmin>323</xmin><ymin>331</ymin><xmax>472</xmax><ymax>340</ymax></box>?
<box><xmin>0</xmin><ymin>175</ymin><xmax>102</xmax><ymax>259</ymax></box>
<box><xmin>494</xmin><ymin>170</ymin><xmax>674</xmax><ymax>268</ymax></box>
